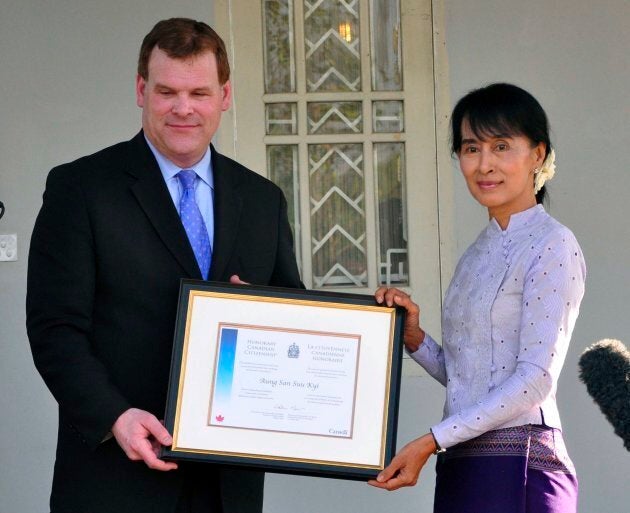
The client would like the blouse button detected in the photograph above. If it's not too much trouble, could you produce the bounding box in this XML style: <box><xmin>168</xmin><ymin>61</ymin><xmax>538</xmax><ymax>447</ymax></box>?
<box><xmin>490</xmin><ymin>364</ymin><xmax>497</xmax><ymax>372</ymax></box>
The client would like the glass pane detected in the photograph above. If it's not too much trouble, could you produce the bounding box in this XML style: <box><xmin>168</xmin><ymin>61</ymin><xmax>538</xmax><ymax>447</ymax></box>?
<box><xmin>304</xmin><ymin>0</ymin><xmax>361</xmax><ymax>92</ymax></box>
<box><xmin>370</xmin><ymin>0</ymin><xmax>402</xmax><ymax>91</ymax></box>
<box><xmin>267</xmin><ymin>145</ymin><xmax>301</xmax><ymax>267</ymax></box>
<box><xmin>309</xmin><ymin>143</ymin><xmax>366</xmax><ymax>287</ymax></box>
<box><xmin>373</xmin><ymin>100</ymin><xmax>404</xmax><ymax>133</ymax></box>
<box><xmin>307</xmin><ymin>101</ymin><xmax>362</xmax><ymax>134</ymax></box>
<box><xmin>374</xmin><ymin>143</ymin><xmax>408</xmax><ymax>285</ymax></box>
<box><xmin>266</xmin><ymin>103</ymin><xmax>298</xmax><ymax>135</ymax></box>
<box><xmin>263</xmin><ymin>0</ymin><xmax>296</xmax><ymax>93</ymax></box>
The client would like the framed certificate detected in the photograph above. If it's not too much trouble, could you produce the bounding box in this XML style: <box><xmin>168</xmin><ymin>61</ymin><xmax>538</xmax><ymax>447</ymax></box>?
<box><xmin>161</xmin><ymin>280</ymin><xmax>404</xmax><ymax>480</ymax></box>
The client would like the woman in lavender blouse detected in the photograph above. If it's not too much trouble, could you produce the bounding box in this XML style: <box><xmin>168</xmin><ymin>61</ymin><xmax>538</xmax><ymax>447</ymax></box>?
<box><xmin>369</xmin><ymin>83</ymin><xmax>585</xmax><ymax>513</ymax></box>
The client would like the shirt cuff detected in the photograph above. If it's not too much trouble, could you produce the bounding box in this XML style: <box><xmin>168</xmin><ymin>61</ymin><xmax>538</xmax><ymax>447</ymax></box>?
<box><xmin>406</xmin><ymin>332</ymin><xmax>437</xmax><ymax>359</ymax></box>
<box><xmin>407</xmin><ymin>333</ymin><xmax>445</xmax><ymax>382</ymax></box>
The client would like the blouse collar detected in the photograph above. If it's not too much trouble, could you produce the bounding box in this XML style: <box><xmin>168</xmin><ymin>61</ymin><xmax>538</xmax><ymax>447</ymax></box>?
<box><xmin>489</xmin><ymin>204</ymin><xmax>546</xmax><ymax>235</ymax></box>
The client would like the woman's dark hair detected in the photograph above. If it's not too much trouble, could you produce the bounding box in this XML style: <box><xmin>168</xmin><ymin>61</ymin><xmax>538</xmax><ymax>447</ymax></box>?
<box><xmin>450</xmin><ymin>83</ymin><xmax>552</xmax><ymax>204</ymax></box>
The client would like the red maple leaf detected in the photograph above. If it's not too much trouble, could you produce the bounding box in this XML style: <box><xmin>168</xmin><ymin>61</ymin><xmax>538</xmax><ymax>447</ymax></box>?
<box><xmin>215</xmin><ymin>415</ymin><xmax>224</xmax><ymax>422</ymax></box>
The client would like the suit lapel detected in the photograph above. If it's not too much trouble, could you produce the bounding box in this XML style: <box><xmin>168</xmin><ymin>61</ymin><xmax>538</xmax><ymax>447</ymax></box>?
<box><xmin>125</xmin><ymin>132</ymin><xmax>202</xmax><ymax>279</ymax></box>
<box><xmin>210</xmin><ymin>148</ymin><xmax>243</xmax><ymax>280</ymax></box>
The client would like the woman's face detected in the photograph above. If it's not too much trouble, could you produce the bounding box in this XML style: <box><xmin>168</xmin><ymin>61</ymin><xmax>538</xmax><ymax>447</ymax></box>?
<box><xmin>457</xmin><ymin>120</ymin><xmax>545</xmax><ymax>228</ymax></box>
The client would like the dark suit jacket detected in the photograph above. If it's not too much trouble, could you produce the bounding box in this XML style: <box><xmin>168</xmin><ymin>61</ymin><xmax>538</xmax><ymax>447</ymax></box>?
<box><xmin>26</xmin><ymin>131</ymin><xmax>302</xmax><ymax>513</ymax></box>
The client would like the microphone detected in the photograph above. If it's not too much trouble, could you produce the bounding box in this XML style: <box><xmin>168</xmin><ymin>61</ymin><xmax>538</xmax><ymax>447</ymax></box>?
<box><xmin>578</xmin><ymin>339</ymin><xmax>630</xmax><ymax>451</ymax></box>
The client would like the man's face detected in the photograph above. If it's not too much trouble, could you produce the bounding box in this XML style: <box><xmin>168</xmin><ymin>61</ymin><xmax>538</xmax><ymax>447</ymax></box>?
<box><xmin>136</xmin><ymin>48</ymin><xmax>231</xmax><ymax>168</ymax></box>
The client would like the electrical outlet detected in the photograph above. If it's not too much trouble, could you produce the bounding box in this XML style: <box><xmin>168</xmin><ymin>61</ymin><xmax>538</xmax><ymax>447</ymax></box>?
<box><xmin>0</xmin><ymin>234</ymin><xmax>17</xmax><ymax>261</ymax></box>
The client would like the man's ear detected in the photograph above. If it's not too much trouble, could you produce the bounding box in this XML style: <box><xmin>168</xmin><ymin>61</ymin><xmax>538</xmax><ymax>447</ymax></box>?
<box><xmin>221</xmin><ymin>80</ymin><xmax>232</xmax><ymax>111</ymax></box>
<box><xmin>136</xmin><ymin>74</ymin><xmax>146</xmax><ymax>108</ymax></box>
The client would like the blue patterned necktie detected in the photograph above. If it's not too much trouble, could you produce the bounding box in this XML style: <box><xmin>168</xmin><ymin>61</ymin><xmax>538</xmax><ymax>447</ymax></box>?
<box><xmin>177</xmin><ymin>170</ymin><xmax>211</xmax><ymax>279</ymax></box>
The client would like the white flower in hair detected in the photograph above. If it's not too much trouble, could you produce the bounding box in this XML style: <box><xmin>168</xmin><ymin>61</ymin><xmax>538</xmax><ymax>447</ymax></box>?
<box><xmin>534</xmin><ymin>148</ymin><xmax>556</xmax><ymax>193</ymax></box>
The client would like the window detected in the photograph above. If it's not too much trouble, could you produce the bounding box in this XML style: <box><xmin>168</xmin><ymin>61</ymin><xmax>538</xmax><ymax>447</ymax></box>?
<box><xmin>214</xmin><ymin>1</ymin><xmax>449</xmax><ymax>346</ymax></box>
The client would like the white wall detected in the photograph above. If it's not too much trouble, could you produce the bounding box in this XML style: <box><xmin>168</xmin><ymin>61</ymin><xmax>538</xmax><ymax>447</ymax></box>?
<box><xmin>1</xmin><ymin>1</ymin><xmax>628</xmax><ymax>512</ymax></box>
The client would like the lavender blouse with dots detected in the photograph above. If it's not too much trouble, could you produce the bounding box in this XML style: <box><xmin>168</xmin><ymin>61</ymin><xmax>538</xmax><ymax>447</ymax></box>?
<box><xmin>410</xmin><ymin>205</ymin><xmax>586</xmax><ymax>449</ymax></box>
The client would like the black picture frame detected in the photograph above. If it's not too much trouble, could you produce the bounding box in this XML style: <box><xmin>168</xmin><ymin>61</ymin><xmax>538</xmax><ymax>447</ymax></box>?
<box><xmin>161</xmin><ymin>280</ymin><xmax>404</xmax><ymax>481</ymax></box>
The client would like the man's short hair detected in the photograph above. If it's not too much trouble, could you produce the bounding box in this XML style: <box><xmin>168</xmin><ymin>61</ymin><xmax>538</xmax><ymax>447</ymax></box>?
<box><xmin>138</xmin><ymin>18</ymin><xmax>230</xmax><ymax>84</ymax></box>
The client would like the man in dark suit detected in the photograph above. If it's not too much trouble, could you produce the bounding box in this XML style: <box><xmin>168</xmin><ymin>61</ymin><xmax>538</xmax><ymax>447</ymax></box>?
<box><xmin>26</xmin><ymin>18</ymin><xmax>301</xmax><ymax>513</ymax></box>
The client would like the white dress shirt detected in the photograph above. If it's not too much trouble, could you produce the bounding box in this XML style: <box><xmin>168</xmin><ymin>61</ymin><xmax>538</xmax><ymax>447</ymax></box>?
<box><xmin>144</xmin><ymin>136</ymin><xmax>214</xmax><ymax>249</ymax></box>
<box><xmin>410</xmin><ymin>205</ymin><xmax>586</xmax><ymax>449</ymax></box>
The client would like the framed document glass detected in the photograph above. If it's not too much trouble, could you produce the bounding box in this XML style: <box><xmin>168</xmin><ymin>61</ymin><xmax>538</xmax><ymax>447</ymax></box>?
<box><xmin>162</xmin><ymin>280</ymin><xmax>404</xmax><ymax>480</ymax></box>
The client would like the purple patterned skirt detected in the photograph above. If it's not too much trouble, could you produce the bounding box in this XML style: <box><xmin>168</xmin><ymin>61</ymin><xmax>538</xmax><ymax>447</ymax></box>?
<box><xmin>433</xmin><ymin>425</ymin><xmax>577</xmax><ymax>513</ymax></box>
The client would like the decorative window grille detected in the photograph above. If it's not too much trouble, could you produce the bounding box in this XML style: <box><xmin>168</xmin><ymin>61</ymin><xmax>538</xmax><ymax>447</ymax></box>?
<box><xmin>262</xmin><ymin>0</ymin><xmax>408</xmax><ymax>288</ymax></box>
